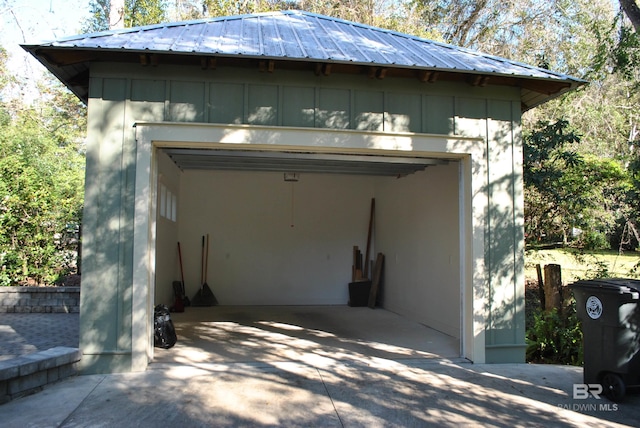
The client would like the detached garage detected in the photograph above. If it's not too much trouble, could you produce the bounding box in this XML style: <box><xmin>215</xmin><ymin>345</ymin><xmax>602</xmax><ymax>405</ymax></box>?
<box><xmin>23</xmin><ymin>10</ymin><xmax>585</xmax><ymax>373</ymax></box>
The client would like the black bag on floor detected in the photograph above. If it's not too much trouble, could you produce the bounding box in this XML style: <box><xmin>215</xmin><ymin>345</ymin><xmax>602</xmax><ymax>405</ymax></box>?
<box><xmin>154</xmin><ymin>304</ymin><xmax>177</xmax><ymax>349</ymax></box>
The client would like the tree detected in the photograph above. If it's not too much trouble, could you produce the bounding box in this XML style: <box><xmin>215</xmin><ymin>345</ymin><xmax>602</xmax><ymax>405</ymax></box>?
<box><xmin>524</xmin><ymin>119</ymin><xmax>632</xmax><ymax>248</ymax></box>
<box><xmin>126</xmin><ymin>0</ymin><xmax>168</xmax><ymax>27</ymax></box>
<box><xmin>0</xmin><ymin>47</ymin><xmax>11</xmax><ymax>93</ymax></box>
<box><xmin>408</xmin><ymin>0</ymin><xmax>566</xmax><ymax>58</ymax></box>
<box><xmin>84</xmin><ymin>0</ymin><xmax>168</xmax><ymax>31</ymax></box>
<box><xmin>610</xmin><ymin>11</ymin><xmax>640</xmax><ymax>83</ymax></box>
<box><xmin>84</xmin><ymin>0</ymin><xmax>110</xmax><ymax>32</ymax></box>
<box><xmin>0</xmin><ymin>79</ymin><xmax>85</xmax><ymax>286</ymax></box>
<box><xmin>524</xmin><ymin>120</ymin><xmax>582</xmax><ymax>245</ymax></box>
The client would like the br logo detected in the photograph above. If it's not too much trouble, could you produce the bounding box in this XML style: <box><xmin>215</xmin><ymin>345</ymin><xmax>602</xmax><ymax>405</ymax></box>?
<box><xmin>573</xmin><ymin>384</ymin><xmax>602</xmax><ymax>399</ymax></box>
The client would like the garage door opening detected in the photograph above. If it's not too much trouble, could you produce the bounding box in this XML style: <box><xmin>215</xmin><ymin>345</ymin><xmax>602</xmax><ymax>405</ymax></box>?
<box><xmin>152</xmin><ymin>145</ymin><xmax>463</xmax><ymax>365</ymax></box>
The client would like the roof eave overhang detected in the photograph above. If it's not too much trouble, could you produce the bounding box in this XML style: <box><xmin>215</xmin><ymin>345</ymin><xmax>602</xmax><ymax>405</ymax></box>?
<box><xmin>22</xmin><ymin>45</ymin><xmax>587</xmax><ymax>111</ymax></box>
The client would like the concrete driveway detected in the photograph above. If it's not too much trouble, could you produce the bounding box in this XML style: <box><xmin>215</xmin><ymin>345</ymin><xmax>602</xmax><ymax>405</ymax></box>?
<box><xmin>3</xmin><ymin>358</ymin><xmax>639</xmax><ymax>427</ymax></box>
<box><xmin>2</xmin><ymin>307</ymin><xmax>639</xmax><ymax>427</ymax></box>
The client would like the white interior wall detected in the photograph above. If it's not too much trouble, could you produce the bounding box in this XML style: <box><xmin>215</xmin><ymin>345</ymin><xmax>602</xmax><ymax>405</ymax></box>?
<box><xmin>375</xmin><ymin>163</ymin><xmax>461</xmax><ymax>338</ymax></box>
<box><xmin>178</xmin><ymin>170</ymin><xmax>375</xmax><ymax>305</ymax></box>
<box><xmin>154</xmin><ymin>152</ymin><xmax>182</xmax><ymax>306</ymax></box>
<box><xmin>154</xmin><ymin>155</ymin><xmax>460</xmax><ymax>341</ymax></box>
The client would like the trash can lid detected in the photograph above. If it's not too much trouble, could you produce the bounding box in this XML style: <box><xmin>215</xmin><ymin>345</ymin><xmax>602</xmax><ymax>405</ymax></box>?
<box><xmin>569</xmin><ymin>278</ymin><xmax>640</xmax><ymax>294</ymax></box>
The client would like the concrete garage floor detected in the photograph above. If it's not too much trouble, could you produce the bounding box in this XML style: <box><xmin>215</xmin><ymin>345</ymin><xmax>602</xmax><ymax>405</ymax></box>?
<box><xmin>153</xmin><ymin>306</ymin><xmax>461</xmax><ymax>367</ymax></box>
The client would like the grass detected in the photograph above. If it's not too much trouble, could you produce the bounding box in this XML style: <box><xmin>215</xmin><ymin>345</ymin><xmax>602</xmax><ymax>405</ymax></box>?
<box><xmin>525</xmin><ymin>248</ymin><xmax>640</xmax><ymax>284</ymax></box>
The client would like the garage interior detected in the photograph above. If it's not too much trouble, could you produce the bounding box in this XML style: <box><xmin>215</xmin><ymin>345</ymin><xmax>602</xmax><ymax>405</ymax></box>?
<box><xmin>153</xmin><ymin>146</ymin><xmax>463</xmax><ymax>365</ymax></box>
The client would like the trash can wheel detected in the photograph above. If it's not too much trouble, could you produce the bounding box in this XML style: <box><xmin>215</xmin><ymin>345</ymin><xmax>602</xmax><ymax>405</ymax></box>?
<box><xmin>601</xmin><ymin>372</ymin><xmax>626</xmax><ymax>402</ymax></box>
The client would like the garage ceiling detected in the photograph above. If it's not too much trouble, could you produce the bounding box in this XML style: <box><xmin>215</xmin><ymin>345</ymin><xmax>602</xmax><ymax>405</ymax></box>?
<box><xmin>162</xmin><ymin>148</ymin><xmax>447</xmax><ymax>177</ymax></box>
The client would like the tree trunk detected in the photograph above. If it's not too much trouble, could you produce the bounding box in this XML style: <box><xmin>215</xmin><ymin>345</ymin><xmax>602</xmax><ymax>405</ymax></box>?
<box><xmin>110</xmin><ymin>0</ymin><xmax>125</xmax><ymax>29</ymax></box>
<box><xmin>620</xmin><ymin>0</ymin><xmax>640</xmax><ymax>33</ymax></box>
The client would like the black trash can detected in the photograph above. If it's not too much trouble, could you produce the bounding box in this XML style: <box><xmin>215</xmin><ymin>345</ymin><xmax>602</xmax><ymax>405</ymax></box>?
<box><xmin>569</xmin><ymin>278</ymin><xmax>640</xmax><ymax>402</ymax></box>
<box><xmin>348</xmin><ymin>280</ymin><xmax>372</xmax><ymax>307</ymax></box>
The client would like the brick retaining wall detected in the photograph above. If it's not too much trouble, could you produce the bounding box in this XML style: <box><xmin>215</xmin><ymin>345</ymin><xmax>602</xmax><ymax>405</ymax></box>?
<box><xmin>0</xmin><ymin>347</ymin><xmax>82</xmax><ymax>404</ymax></box>
<box><xmin>0</xmin><ymin>287</ymin><xmax>80</xmax><ymax>313</ymax></box>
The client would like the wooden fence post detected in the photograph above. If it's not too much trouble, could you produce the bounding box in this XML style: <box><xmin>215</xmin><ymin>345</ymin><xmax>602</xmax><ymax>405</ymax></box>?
<box><xmin>543</xmin><ymin>264</ymin><xmax>563</xmax><ymax>313</ymax></box>
<box><xmin>536</xmin><ymin>264</ymin><xmax>545</xmax><ymax>309</ymax></box>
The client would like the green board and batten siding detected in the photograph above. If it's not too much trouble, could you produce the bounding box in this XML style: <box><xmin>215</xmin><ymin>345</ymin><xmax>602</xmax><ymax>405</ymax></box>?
<box><xmin>454</xmin><ymin>95</ymin><xmax>526</xmax><ymax>362</ymax></box>
<box><xmin>81</xmin><ymin>63</ymin><xmax>524</xmax><ymax>372</ymax></box>
<box><xmin>81</xmin><ymin>77</ymin><xmax>135</xmax><ymax>371</ymax></box>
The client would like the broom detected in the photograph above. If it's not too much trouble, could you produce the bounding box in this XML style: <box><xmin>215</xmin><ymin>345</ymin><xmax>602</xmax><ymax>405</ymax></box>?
<box><xmin>191</xmin><ymin>234</ymin><xmax>218</xmax><ymax>306</ymax></box>
<box><xmin>177</xmin><ymin>242</ymin><xmax>190</xmax><ymax>307</ymax></box>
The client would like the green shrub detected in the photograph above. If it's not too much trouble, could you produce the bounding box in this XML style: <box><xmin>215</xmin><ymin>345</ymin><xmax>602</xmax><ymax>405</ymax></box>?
<box><xmin>580</xmin><ymin>231</ymin><xmax>610</xmax><ymax>250</ymax></box>
<box><xmin>526</xmin><ymin>303</ymin><xmax>583</xmax><ymax>365</ymax></box>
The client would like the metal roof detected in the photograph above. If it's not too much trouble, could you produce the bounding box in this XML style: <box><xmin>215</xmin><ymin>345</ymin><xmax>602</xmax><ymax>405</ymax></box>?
<box><xmin>22</xmin><ymin>10</ymin><xmax>586</xmax><ymax>110</ymax></box>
